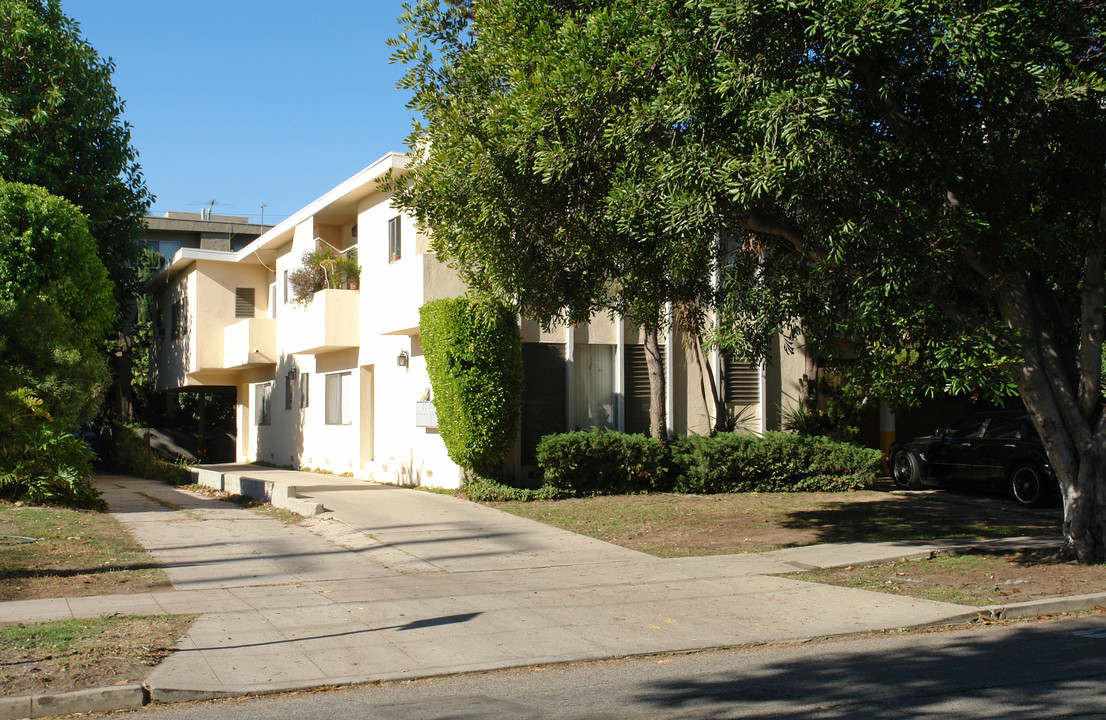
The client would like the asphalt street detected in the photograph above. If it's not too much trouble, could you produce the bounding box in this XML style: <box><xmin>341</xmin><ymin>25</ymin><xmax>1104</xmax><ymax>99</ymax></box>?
<box><xmin>111</xmin><ymin>615</ymin><xmax>1106</xmax><ymax>720</ymax></box>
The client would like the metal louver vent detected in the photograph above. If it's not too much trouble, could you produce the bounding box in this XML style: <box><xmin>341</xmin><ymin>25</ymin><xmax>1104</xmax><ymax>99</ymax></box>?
<box><xmin>724</xmin><ymin>357</ymin><xmax>760</xmax><ymax>405</ymax></box>
<box><xmin>235</xmin><ymin>288</ymin><xmax>255</xmax><ymax>318</ymax></box>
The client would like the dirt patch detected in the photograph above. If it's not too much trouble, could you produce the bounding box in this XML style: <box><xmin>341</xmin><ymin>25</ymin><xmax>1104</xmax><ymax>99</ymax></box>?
<box><xmin>792</xmin><ymin>549</ymin><xmax>1106</xmax><ymax>606</ymax></box>
<box><xmin>0</xmin><ymin>615</ymin><xmax>195</xmax><ymax>697</ymax></box>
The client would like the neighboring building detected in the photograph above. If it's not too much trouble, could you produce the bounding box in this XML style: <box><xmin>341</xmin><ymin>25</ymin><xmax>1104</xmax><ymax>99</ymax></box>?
<box><xmin>143</xmin><ymin>211</ymin><xmax>272</xmax><ymax>260</ymax></box>
<box><xmin>149</xmin><ymin>153</ymin><xmax>812</xmax><ymax>488</ymax></box>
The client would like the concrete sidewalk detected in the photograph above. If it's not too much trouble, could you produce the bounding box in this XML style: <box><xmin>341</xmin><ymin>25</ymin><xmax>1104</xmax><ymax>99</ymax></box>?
<box><xmin>0</xmin><ymin>471</ymin><xmax>1094</xmax><ymax>717</ymax></box>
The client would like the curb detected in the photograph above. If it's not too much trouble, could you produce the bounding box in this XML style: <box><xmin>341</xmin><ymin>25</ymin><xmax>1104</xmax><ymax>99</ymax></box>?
<box><xmin>978</xmin><ymin>591</ymin><xmax>1106</xmax><ymax>621</ymax></box>
<box><xmin>0</xmin><ymin>684</ymin><xmax>147</xmax><ymax>720</ymax></box>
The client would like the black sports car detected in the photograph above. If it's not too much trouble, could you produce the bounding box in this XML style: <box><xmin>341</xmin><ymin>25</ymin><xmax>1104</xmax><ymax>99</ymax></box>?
<box><xmin>888</xmin><ymin>411</ymin><xmax>1056</xmax><ymax>507</ymax></box>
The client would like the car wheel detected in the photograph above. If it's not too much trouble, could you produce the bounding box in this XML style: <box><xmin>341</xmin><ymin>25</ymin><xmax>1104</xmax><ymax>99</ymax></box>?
<box><xmin>891</xmin><ymin>451</ymin><xmax>923</xmax><ymax>490</ymax></box>
<box><xmin>1010</xmin><ymin>463</ymin><xmax>1048</xmax><ymax>507</ymax></box>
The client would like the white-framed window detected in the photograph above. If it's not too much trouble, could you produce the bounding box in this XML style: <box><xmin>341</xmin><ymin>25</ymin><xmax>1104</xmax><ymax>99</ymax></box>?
<box><xmin>254</xmin><ymin>382</ymin><xmax>272</xmax><ymax>425</ymax></box>
<box><xmin>325</xmin><ymin>371</ymin><xmax>353</xmax><ymax>425</ymax></box>
<box><xmin>388</xmin><ymin>216</ymin><xmax>401</xmax><ymax>263</ymax></box>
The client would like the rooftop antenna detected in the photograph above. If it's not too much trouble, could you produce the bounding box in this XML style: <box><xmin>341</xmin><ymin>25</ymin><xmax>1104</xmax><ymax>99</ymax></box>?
<box><xmin>259</xmin><ymin>202</ymin><xmax>267</xmax><ymax>226</ymax></box>
<box><xmin>190</xmin><ymin>199</ymin><xmax>231</xmax><ymax>220</ymax></box>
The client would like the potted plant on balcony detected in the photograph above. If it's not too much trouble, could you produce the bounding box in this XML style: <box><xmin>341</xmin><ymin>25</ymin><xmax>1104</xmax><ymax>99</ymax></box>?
<box><xmin>288</xmin><ymin>245</ymin><xmax>360</xmax><ymax>305</ymax></box>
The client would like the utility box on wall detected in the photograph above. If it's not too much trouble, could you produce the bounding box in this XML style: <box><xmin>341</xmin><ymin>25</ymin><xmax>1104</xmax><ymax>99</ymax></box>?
<box><xmin>415</xmin><ymin>400</ymin><xmax>437</xmax><ymax>428</ymax></box>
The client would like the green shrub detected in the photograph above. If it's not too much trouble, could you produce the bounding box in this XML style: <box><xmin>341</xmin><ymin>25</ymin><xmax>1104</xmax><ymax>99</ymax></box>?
<box><xmin>288</xmin><ymin>245</ymin><xmax>359</xmax><ymax>305</ymax></box>
<box><xmin>460</xmin><ymin>475</ymin><xmax>564</xmax><ymax>502</ymax></box>
<box><xmin>536</xmin><ymin>430</ymin><xmax>672</xmax><ymax>496</ymax></box>
<box><xmin>420</xmin><ymin>297</ymin><xmax>522</xmax><ymax>477</ymax></box>
<box><xmin>105</xmin><ymin>424</ymin><xmax>191</xmax><ymax>485</ymax></box>
<box><xmin>673</xmin><ymin>431</ymin><xmax>881</xmax><ymax>493</ymax></box>
<box><xmin>529</xmin><ymin>429</ymin><xmax>880</xmax><ymax>498</ymax></box>
<box><xmin>0</xmin><ymin>387</ymin><xmax>102</xmax><ymax>508</ymax></box>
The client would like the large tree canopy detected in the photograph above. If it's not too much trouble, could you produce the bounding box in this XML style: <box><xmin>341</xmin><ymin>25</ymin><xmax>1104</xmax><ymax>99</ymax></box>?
<box><xmin>394</xmin><ymin>0</ymin><xmax>1106</xmax><ymax>560</ymax></box>
<box><xmin>0</xmin><ymin>0</ymin><xmax>152</xmax><ymax>294</ymax></box>
<box><xmin>0</xmin><ymin>181</ymin><xmax>115</xmax><ymax>506</ymax></box>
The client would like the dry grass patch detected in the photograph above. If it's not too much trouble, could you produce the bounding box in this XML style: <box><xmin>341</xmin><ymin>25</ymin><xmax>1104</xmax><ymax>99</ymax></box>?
<box><xmin>0</xmin><ymin>504</ymin><xmax>170</xmax><ymax>601</ymax></box>
<box><xmin>789</xmin><ymin>550</ymin><xmax>1106</xmax><ymax>606</ymax></box>
<box><xmin>0</xmin><ymin>614</ymin><xmax>195</xmax><ymax>696</ymax></box>
<box><xmin>485</xmin><ymin>488</ymin><xmax>1059</xmax><ymax>557</ymax></box>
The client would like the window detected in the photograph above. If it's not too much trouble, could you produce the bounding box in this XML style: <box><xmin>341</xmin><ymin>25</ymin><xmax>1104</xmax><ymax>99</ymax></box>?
<box><xmin>254</xmin><ymin>383</ymin><xmax>272</xmax><ymax>425</ymax></box>
<box><xmin>388</xmin><ymin>216</ymin><xmax>401</xmax><ymax>263</ymax></box>
<box><xmin>269</xmin><ymin>285</ymin><xmax>277</xmax><ymax>318</ymax></box>
<box><xmin>171</xmin><ymin>301</ymin><xmax>182</xmax><ymax>340</ymax></box>
<box><xmin>573</xmin><ymin>344</ymin><xmax>616</xmax><ymax>430</ymax></box>
<box><xmin>624</xmin><ymin>344</ymin><xmax>665</xmax><ymax>435</ymax></box>
<box><xmin>325</xmin><ymin>371</ymin><xmax>353</xmax><ymax>425</ymax></box>
<box><xmin>300</xmin><ymin>372</ymin><xmax>310</xmax><ymax>408</ymax></box>
<box><xmin>235</xmin><ymin>288</ymin><xmax>255</xmax><ymax>318</ymax></box>
<box><xmin>149</xmin><ymin>239</ymin><xmax>180</xmax><ymax>260</ymax></box>
<box><xmin>283</xmin><ymin>270</ymin><xmax>289</xmax><ymax>304</ymax></box>
<box><xmin>285</xmin><ymin>372</ymin><xmax>294</xmax><ymax>410</ymax></box>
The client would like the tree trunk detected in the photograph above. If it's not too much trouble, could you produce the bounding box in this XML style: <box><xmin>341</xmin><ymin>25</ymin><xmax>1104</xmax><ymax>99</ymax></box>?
<box><xmin>800</xmin><ymin>349</ymin><xmax>819</xmax><ymax>416</ymax></box>
<box><xmin>998</xmin><ymin>267</ymin><xmax>1106</xmax><ymax>563</ymax></box>
<box><xmin>643</xmin><ymin>327</ymin><xmax>667</xmax><ymax>443</ymax></box>
<box><xmin>688</xmin><ymin>332</ymin><xmax>722</xmax><ymax>433</ymax></box>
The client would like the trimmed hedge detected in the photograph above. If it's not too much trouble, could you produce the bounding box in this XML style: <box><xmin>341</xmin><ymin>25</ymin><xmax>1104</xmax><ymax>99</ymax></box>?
<box><xmin>532</xmin><ymin>430</ymin><xmax>881</xmax><ymax>498</ymax></box>
<box><xmin>420</xmin><ymin>297</ymin><xmax>523</xmax><ymax>477</ymax></box>
<box><xmin>672</xmin><ymin>432</ymin><xmax>881</xmax><ymax>493</ymax></box>
<box><xmin>537</xmin><ymin>430</ymin><xmax>671</xmax><ymax>496</ymax></box>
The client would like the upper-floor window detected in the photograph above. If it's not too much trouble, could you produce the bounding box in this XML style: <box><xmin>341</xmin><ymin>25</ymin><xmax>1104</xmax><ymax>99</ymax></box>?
<box><xmin>388</xmin><ymin>216</ymin><xmax>401</xmax><ymax>263</ymax></box>
<box><xmin>235</xmin><ymin>288</ymin><xmax>255</xmax><ymax>318</ymax></box>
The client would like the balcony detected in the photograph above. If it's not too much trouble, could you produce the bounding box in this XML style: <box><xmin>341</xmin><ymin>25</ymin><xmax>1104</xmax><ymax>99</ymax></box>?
<box><xmin>285</xmin><ymin>288</ymin><xmax>360</xmax><ymax>354</ymax></box>
<box><xmin>223</xmin><ymin>318</ymin><xmax>277</xmax><ymax>369</ymax></box>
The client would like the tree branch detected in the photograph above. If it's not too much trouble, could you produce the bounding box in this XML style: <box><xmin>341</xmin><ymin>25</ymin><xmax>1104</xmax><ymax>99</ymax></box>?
<box><xmin>738</xmin><ymin>211</ymin><xmax>825</xmax><ymax>261</ymax></box>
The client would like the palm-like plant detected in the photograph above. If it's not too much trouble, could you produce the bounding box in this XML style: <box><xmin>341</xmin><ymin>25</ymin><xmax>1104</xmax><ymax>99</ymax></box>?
<box><xmin>288</xmin><ymin>245</ymin><xmax>359</xmax><ymax>306</ymax></box>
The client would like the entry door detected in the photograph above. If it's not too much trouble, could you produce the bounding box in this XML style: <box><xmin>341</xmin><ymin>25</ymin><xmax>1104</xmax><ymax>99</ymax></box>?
<box><xmin>359</xmin><ymin>365</ymin><xmax>374</xmax><ymax>468</ymax></box>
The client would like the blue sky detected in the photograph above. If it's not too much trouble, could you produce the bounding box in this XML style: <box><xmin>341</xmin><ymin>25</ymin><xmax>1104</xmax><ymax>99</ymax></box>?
<box><xmin>62</xmin><ymin>1</ymin><xmax>418</xmax><ymax>225</ymax></box>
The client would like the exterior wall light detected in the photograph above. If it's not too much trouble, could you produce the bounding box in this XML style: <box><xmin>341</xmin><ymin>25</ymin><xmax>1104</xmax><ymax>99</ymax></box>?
<box><xmin>397</xmin><ymin>350</ymin><xmax>409</xmax><ymax>367</ymax></box>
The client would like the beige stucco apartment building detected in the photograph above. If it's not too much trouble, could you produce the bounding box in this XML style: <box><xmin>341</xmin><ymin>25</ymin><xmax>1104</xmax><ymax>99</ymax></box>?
<box><xmin>149</xmin><ymin>154</ymin><xmax>812</xmax><ymax>488</ymax></box>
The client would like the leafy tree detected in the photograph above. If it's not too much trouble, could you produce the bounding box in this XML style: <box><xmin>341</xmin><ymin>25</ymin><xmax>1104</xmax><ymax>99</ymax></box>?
<box><xmin>652</xmin><ymin>0</ymin><xmax>1106</xmax><ymax>561</ymax></box>
<box><xmin>0</xmin><ymin>181</ymin><xmax>115</xmax><ymax>506</ymax></box>
<box><xmin>390</xmin><ymin>0</ymin><xmax>719</xmax><ymax>441</ymax></box>
<box><xmin>0</xmin><ymin>0</ymin><xmax>152</xmax><ymax>296</ymax></box>
<box><xmin>395</xmin><ymin>0</ymin><xmax>1106</xmax><ymax>561</ymax></box>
